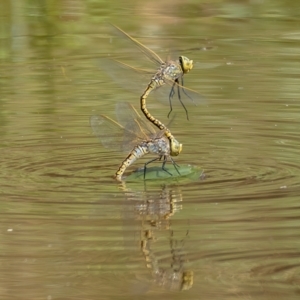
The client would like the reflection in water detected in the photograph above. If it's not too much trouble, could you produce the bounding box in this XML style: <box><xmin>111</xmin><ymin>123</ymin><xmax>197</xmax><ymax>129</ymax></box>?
<box><xmin>121</xmin><ymin>183</ymin><xmax>193</xmax><ymax>291</ymax></box>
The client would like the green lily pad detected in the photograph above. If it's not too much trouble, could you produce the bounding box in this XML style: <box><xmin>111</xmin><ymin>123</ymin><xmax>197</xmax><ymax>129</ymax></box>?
<box><xmin>125</xmin><ymin>164</ymin><xmax>204</xmax><ymax>182</ymax></box>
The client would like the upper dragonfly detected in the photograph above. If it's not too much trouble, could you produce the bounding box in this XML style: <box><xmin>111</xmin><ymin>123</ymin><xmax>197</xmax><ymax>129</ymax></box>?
<box><xmin>90</xmin><ymin>102</ymin><xmax>180</xmax><ymax>181</ymax></box>
<box><xmin>108</xmin><ymin>24</ymin><xmax>199</xmax><ymax>157</ymax></box>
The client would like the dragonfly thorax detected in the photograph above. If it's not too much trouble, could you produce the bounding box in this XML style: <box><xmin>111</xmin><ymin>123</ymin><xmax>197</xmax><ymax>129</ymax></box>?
<box><xmin>151</xmin><ymin>60</ymin><xmax>183</xmax><ymax>87</ymax></box>
<box><xmin>146</xmin><ymin>138</ymin><xmax>170</xmax><ymax>156</ymax></box>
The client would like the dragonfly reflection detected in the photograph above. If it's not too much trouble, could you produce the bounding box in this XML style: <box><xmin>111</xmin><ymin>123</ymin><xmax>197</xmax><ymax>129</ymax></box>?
<box><xmin>121</xmin><ymin>183</ymin><xmax>193</xmax><ymax>291</ymax></box>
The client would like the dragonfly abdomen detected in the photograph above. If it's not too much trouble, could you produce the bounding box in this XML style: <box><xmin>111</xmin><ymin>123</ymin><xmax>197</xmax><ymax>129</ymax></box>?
<box><xmin>115</xmin><ymin>143</ymin><xmax>149</xmax><ymax>181</ymax></box>
<box><xmin>140</xmin><ymin>81</ymin><xmax>166</xmax><ymax>130</ymax></box>
<box><xmin>140</xmin><ymin>81</ymin><xmax>182</xmax><ymax>156</ymax></box>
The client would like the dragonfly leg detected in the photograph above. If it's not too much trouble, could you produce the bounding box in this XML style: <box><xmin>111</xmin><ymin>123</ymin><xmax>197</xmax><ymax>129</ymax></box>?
<box><xmin>181</xmin><ymin>76</ymin><xmax>197</xmax><ymax>106</ymax></box>
<box><xmin>167</xmin><ymin>82</ymin><xmax>176</xmax><ymax>118</ymax></box>
<box><xmin>143</xmin><ymin>156</ymin><xmax>162</xmax><ymax>179</ymax></box>
<box><xmin>180</xmin><ymin>76</ymin><xmax>199</xmax><ymax>121</ymax></box>
<box><xmin>143</xmin><ymin>155</ymin><xmax>181</xmax><ymax>179</ymax></box>
<box><xmin>161</xmin><ymin>155</ymin><xmax>173</xmax><ymax>176</ymax></box>
<box><xmin>177</xmin><ymin>78</ymin><xmax>189</xmax><ymax>121</ymax></box>
<box><xmin>170</xmin><ymin>156</ymin><xmax>181</xmax><ymax>176</ymax></box>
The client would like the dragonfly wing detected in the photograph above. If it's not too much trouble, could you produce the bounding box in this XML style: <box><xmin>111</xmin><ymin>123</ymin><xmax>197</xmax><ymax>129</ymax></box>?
<box><xmin>99</xmin><ymin>58</ymin><xmax>205</xmax><ymax>115</ymax></box>
<box><xmin>109</xmin><ymin>23</ymin><xmax>164</xmax><ymax>66</ymax></box>
<box><xmin>98</xmin><ymin>58</ymin><xmax>153</xmax><ymax>95</ymax></box>
<box><xmin>116</xmin><ymin>102</ymin><xmax>157</xmax><ymax>138</ymax></box>
<box><xmin>90</xmin><ymin>114</ymin><xmax>139</xmax><ymax>152</ymax></box>
<box><xmin>154</xmin><ymin>78</ymin><xmax>207</xmax><ymax>113</ymax></box>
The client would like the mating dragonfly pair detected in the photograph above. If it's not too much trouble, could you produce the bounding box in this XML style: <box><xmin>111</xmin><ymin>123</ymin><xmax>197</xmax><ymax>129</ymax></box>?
<box><xmin>90</xmin><ymin>24</ymin><xmax>199</xmax><ymax>181</ymax></box>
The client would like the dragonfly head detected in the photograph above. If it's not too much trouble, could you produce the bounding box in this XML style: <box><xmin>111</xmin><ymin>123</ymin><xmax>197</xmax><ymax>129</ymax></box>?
<box><xmin>170</xmin><ymin>138</ymin><xmax>182</xmax><ymax>156</ymax></box>
<box><xmin>179</xmin><ymin>56</ymin><xmax>193</xmax><ymax>74</ymax></box>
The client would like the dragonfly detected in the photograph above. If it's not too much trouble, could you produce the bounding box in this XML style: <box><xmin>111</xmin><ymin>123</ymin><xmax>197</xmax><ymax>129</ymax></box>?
<box><xmin>109</xmin><ymin>24</ymin><xmax>200</xmax><ymax>157</ymax></box>
<box><xmin>90</xmin><ymin>102</ymin><xmax>180</xmax><ymax>181</ymax></box>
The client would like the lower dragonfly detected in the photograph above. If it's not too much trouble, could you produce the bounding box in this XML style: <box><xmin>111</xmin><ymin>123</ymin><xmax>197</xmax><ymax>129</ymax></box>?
<box><xmin>90</xmin><ymin>102</ymin><xmax>180</xmax><ymax>181</ymax></box>
<box><xmin>110</xmin><ymin>24</ymin><xmax>199</xmax><ymax>156</ymax></box>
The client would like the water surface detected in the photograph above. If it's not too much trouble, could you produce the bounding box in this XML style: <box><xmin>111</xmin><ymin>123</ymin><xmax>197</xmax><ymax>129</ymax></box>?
<box><xmin>1</xmin><ymin>1</ymin><xmax>300</xmax><ymax>299</ymax></box>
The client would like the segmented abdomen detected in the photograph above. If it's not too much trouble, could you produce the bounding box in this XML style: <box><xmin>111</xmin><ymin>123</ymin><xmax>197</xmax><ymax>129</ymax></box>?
<box><xmin>140</xmin><ymin>80</ymin><xmax>173</xmax><ymax>140</ymax></box>
<box><xmin>115</xmin><ymin>144</ymin><xmax>148</xmax><ymax>181</ymax></box>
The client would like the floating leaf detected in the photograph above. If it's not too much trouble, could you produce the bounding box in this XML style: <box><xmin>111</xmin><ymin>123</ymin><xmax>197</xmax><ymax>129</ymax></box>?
<box><xmin>125</xmin><ymin>164</ymin><xmax>204</xmax><ymax>182</ymax></box>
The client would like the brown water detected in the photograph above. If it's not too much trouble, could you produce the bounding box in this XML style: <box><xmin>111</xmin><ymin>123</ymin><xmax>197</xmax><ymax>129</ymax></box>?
<box><xmin>1</xmin><ymin>1</ymin><xmax>300</xmax><ymax>299</ymax></box>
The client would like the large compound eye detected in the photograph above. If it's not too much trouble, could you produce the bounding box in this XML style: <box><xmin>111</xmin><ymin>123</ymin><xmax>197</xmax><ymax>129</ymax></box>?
<box><xmin>179</xmin><ymin>56</ymin><xmax>193</xmax><ymax>74</ymax></box>
<box><xmin>170</xmin><ymin>138</ymin><xmax>182</xmax><ymax>156</ymax></box>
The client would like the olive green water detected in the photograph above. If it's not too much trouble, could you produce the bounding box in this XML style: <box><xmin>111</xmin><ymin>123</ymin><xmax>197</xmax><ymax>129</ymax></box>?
<box><xmin>1</xmin><ymin>1</ymin><xmax>300</xmax><ymax>299</ymax></box>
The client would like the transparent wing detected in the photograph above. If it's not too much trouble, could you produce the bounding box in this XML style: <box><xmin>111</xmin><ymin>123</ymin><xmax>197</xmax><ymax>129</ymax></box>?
<box><xmin>162</xmin><ymin>77</ymin><xmax>207</xmax><ymax>119</ymax></box>
<box><xmin>90</xmin><ymin>113</ymin><xmax>149</xmax><ymax>153</ymax></box>
<box><xmin>109</xmin><ymin>23</ymin><xmax>163</xmax><ymax>66</ymax></box>
<box><xmin>99</xmin><ymin>58</ymin><xmax>206</xmax><ymax>109</ymax></box>
<box><xmin>104</xmin><ymin>24</ymin><xmax>207</xmax><ymax>119</ymax></box>
<box><xmin>115</xmin><ymin>102</ymin><xmax>165</xmax><ymax>149</ymax></box>
<box><xmin>90</xmin><ymin>114</ymin><xmax>133</xmax><ymax>152</ymax></box>
<box><xmin>116</xmin><ymin>102</ymin><xmax>157</xmax><ymax>137</ymax></box>
<box><xmin>98</xmin><ymin>57</ymin><xmax>152</xmax><ymax>94</ymax></box>
<box><xmin>90</xmin><ymin>102</ymin><xmax>163</xmax><ymax>152</ymax></box>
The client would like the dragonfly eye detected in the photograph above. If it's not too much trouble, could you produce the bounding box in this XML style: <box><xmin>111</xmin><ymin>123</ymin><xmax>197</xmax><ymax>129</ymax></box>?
<box><xmin>179</xmin><ymin>56</ymin><xmax>194</xmax><ymax>74</ymax></box>
<box><xmin>169</xmin><ymin>138</ymin><xmax>183</xmax><ymax>156</ymax></box>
